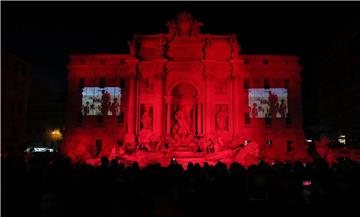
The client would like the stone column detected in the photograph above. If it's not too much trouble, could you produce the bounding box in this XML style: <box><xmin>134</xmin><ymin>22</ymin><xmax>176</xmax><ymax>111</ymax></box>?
<box><xmin>232</xmin><ymin>75</ymin><xmax>241</xmax><ymax>135</ymax></box>
<box><xmin>153</xmin><ymin>79</ymin><xmax>163</xmax><ymax>138</ymax></box>
<box><xmin>164</xmin><ymin>96</ymin><xmax>172</xmax><ymax>134</ymax></box>
<box><xmin>197</xmin><ymin>96</ymin><xmax>204</xmax><ymax>134</ymax></box>
<box><xmin>125</xmin><ymin>77</ymin><xmax>136</xmax><ymax>143</ymax></box>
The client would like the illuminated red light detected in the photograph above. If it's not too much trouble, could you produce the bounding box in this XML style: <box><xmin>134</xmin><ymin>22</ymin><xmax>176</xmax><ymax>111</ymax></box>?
<box><xmin>63</xmin><ymin>12</ymin><xmax>307</xmax><ymax>167</ymax></box>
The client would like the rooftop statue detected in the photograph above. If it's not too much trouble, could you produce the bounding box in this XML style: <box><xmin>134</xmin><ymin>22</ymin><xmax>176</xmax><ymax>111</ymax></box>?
<box><xmin>166</xmin><ymin>12</ymin><xmax>204</xmax><ymax>37</ymax></box>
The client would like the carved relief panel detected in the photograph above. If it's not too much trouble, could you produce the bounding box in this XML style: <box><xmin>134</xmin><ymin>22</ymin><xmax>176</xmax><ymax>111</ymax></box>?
<box><xmin>215</xmin><ymin>79</ymin><xmax>228</xmax><ymax>95</ymax></box>
<box><xmin>215</xmin><ymin>104</ymin><xmax>229</xmax><ymax>131</ymax></box>
<box><xmin>140</xmin><ymin>79</ymin><xmax>155</xmax><ymax>94</ymax></box>
<box><xmin>140</xmin><ymin>104</ymin><xmax>153</xmax><ymax>131</ymax></box>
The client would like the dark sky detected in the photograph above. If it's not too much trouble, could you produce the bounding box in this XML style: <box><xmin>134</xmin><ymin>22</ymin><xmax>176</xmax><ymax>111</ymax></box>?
<box><xmin>3</xmin><ymin>1</ymin><xmax>360</xmax><ymax>129</ymax></box>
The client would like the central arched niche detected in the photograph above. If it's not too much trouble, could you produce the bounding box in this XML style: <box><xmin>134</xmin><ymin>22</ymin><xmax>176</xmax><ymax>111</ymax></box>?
<box><xmin>170</xmin><ymin>82</ymin><xmax>199</xmax><ymax>146</ymax></box>
<box><xmin>171</xmin><ymin>82</ymin><xmax>198</xmax><ymax>99</ymax></box>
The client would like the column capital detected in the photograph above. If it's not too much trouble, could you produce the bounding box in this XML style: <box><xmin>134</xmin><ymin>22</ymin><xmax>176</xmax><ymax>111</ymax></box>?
<box><xmin>196</xmin><ymin>96</ymin><xmax>205</xmax><ymax>104</ymax></box>
<box><xmin>164</xmin><ymin>95</ymin><xmax>173</xmax><ymax>104</ymax></box>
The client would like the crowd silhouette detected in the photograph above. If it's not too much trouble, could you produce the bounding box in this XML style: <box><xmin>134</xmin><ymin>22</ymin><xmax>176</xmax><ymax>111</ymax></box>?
<box><xmin>2</xmin><ymin>152</ymin><xmax>360</xmax><ymax>217</ymax></box>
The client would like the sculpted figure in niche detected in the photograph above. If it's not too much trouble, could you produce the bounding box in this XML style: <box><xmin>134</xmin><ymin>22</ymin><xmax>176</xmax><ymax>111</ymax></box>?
<box><xmin>166</xmin><ymin>20</ymin><xmax>177</xmax><ymax>38</ymax></box>
<box><xmin>141</xmin><ymin>106</ymin><xmax>153</xmax><ymax>131</ymax></box>
<box><xmin>172</xmin><ymin>107</ymin><xmax>191</xmax><ymax>142</ymax></box>
<box><xmin>191</xmin><ymin>20</ymin><xmax>203</xmax><ymax>36</ymax></box>
<box><xmin>128</xmin><ymin>40</ymin><xmax>136</xmax><ymax>56</ymax></box>
<box><xmin>177</xmin><ymin>12</ymin><xmax>193</xmax><ymax>37</ymax></box>
<box><xmin>155</xmin><ymin>38</ymin><xmax>164</xmax><ymax>57</ymax></box>
<box><xmin>202</xmin><ymin>38</ymin><xmax>212</xmax><ymax>59</ymax></box>
<box><xmin>216</xmin><ymin>105</ymin><xmax>229</xmax><ymax>131</ymax></box>
<box><xmin>229</xmin><ymin>36</ymin><xmax>240</xmax><ymax>58</ymax></box>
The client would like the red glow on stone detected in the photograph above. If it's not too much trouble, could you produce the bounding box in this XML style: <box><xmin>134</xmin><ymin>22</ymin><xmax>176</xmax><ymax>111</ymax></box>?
<box><xmin>63</xmin><ymin>12</ymin><xmax>309</xmax><ymax>167</ymax></box>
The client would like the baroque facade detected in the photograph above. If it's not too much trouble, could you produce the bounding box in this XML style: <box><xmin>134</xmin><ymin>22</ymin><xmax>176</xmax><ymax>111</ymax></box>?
<box><xmin>64</xmin><ymin>12</ymin><xmax>306</xmax><ymax>165</ymax></box>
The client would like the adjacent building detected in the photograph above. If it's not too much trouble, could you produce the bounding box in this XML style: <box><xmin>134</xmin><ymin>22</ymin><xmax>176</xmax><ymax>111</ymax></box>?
<box><xmin>316</xmin><ymin>30</ymin><xmax>360</xmax><ymax>145</ymax></box>
<box><xmin>1</xmin><ymin>50</ymin><xmax>31</xmax><ymax>153</ymax></box>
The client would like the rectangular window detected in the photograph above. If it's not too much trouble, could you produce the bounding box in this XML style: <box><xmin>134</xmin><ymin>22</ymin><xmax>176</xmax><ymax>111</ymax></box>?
<box><xmin>120</xmin><ymin>58</ymin><xmax>126</xmax><ymax>64</ymax></box>
<box><xmin>117</xmin><ymin>111</ymin><xmax>125</xmax><ymax>124</ymax></box>
<box><xmin>243</xmin><ymin>78</ymin><xmax>250</xmax><ymax>90</ymax></box>
<box><xmin>265</xmin><ymin>117</ymin><xmax>271</xmax><ymax>126</ymax></box>
<box><xmin>97</xmin><ymin>115</ymin><xmax>104</xmax><ymax>124</ymax></box>
<box><xmin>100</xmin><ymin>59</ymin><xmax>106</xmax><ymax>64</ymax></box>
<box><xmin>286</xmin><ymin>113</ymin><xmax>292</xmax><ymax>125</ymax></box>
<box><xmin>99</xmin><ymin>78</ymin><xmax>105</xmax><ymax>88</ymax></box>
<box><xmin>77</xmin><ymin>112</ymin><xmax>83</xmax><ymax>123</ymax></box>
<box><xmin>264</xmin><ymin>79</ymin><xmax>270</xmax><ymax>89</ymax></box>
<box><xmin>284</xmin><ymin>79</ymin><xmax>289</xmax><ymax>89</ymax></box>
<box><xmin>287</xmin><ymin>140</ymin><xmax>294</xmax><ymax>153</ymax></box>
<box><xmin>245</xmin><ymin>112</ymin><xmax>250</xmax><ymax>125</ymax></box>
<box><xmin>120</xmin><ymin>78</ymin><xmax>126</xmax><ymax>90</ymax></box>
<box><xmin>263</xmin><ymin>59</ymin><xmax>269</xmax><ymax>65</ymax></box>
<box><xmin>266</xmin><ymin>139</ymin><xmax>272</xmax><ymax>145</ymax></box>
<box><xmin>79</xmin><ymin>78</ymin><xmax>85</xmax><ymax>89</ymax></box>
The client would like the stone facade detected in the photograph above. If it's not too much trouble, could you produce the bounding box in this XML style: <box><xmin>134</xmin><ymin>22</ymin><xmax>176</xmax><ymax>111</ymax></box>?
<box><xmin>64</xmin><ymin>12</ymin><xmax>305</xmax><ymax>165</ymax></box>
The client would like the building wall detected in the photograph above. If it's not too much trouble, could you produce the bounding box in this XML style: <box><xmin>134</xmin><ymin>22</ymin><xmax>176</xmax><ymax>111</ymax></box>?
<box><xmin>1</xmin><ymin>50</ymin><xmax>31</xmax><ymax>152</ymax></box>
<box><xmin>63</xmin><ymin>13</ymin><xmax>305</xmax><ymax>161</ymax></box>
<box><xmin>27</xmin><ymin>79</ymin><xmax>65</xmax><ymax>150</ymax></box>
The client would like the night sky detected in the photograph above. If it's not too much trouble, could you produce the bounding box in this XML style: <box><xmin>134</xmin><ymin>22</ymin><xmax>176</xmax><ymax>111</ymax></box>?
<box><xmin>3</xmin><ymin>1</ymin><xmax>360</xmax><ymax>131</ymax></box>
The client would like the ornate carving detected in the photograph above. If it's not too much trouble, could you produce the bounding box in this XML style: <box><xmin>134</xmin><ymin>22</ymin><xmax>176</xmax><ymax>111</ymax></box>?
<box><xmin>166</xmin><ymin>20</ymin><xmax>177</xmax><ymax>38</ymax></box>
<box><xmin>128</xmin><ymin>40</ymin><xmax>136</xmax><ymax>56</ymax></box>
<box><xmin>215</xmin><ymin>79</ymin><xmax>228</xmax><ymax>94</ymax></box>
<box><xmin>191</xmin><ymin>19</ymin><xmax>203</xmax><ymax>36</ymax></box>
<box><xmin>140</xmin><ymin>105</ymin><xmax>153</xmax><ymax>131</ymax></box>
<box><xmin>155</xmin><ymin>37</ymin><xmax>166</xmax><ymax>57</ymax></box>
<box><xmin>215</xmin><ymin>104</ymin><xmax>229</xmax><ymax>131</ymax></box>
<box><xmin>230</xmin><ymin>36</ymin><xmax>240</xmax><ymax>58</ymax></box>
<box><xmin>140</xmin><ymin>79</ymin><xmax>154</xmax><ymax>94</ymax></box>
<box><xmin>177</xmin><ymin>12</ymin><xmax>193</xmax><ymax>37</ymax></box>
<box><xmin>139</xmin><ymin>105</ymin><xmax>153</xmax><ymax>145</ymax></box>
<box><xmin>166</xmin><ymin>12</ymin><xmax>204</xmax><ymax>37</ymax></box>
<box><xmin>202</xmin><ymin>38</ymin><xmax>212</xmax><ymax>59</ymax></box>
<box><xmin>171</xmin><ymin>106</ymin><xmax>192</xmax><ymax>144</ymax></box>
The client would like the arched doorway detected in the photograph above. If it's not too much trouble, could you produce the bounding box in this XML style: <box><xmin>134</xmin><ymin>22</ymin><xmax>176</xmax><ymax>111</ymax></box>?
<box><xmin>165</xmin><ymin>82</ymin><xmax>203</xmax><ymax>148</ymax></box>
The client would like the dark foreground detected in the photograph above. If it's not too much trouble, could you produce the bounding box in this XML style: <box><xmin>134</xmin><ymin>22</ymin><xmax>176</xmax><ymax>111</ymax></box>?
<box><xmin>2</xmin><ymin>153</ymin><xmax>360</xmax><ymax>217</ymax></box>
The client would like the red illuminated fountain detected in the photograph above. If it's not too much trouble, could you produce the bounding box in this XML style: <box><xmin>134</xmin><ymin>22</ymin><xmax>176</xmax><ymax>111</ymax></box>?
<box><xmin>63</xmin><ymin>12</ymin><xmax>310</xmax><ymax>167</ymax></box>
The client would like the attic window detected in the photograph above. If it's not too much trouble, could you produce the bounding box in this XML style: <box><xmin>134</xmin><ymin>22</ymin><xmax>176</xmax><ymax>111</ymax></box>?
<box><xmin>120</xmin><ymin>58</ymin><xmax>126</xmax><ymax>64</ymax></box>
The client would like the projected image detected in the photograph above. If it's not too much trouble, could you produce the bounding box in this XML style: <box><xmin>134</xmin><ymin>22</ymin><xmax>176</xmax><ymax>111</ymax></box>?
<box><xmin>82</xmin><ymin>87</ymin><xmax>121</xmax><ymax>116</ymax></box>
<box><xmin>248</xmin><ymin>88</ymin><xmax>288</xmax><ymax>118</ymax></box>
